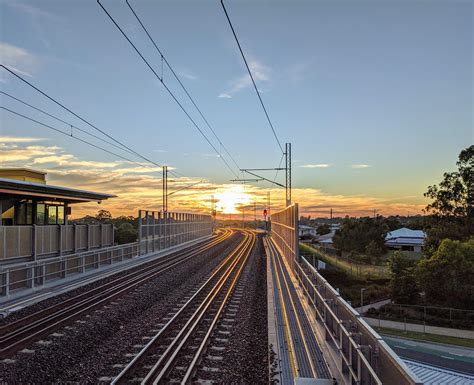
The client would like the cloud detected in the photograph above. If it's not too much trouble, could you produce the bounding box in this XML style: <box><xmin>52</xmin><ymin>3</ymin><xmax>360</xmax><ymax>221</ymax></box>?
<box><xmin>178</xmin><ymin>69</ymin><xmax>197</xmax><ymax>80</ymax></box>
<box><xmin>300</xmin><ymin>164</ymin><xmax>331</xmax><ymax>168</ymax></box>
<box><xmin>219</xmin><ymin>60</ymin><xmax>271</xmax><ymax>98</ymax></box>
<box><xmin>0</xmin><ymin>136</ymin><xmax>427</xmax><ymax>218</ymax></box>
<box><xmin>0</xmin><ymin>41</ymin><xmax>38</xmax><ymax>81</ymax></box>
<box><xmin>0</xmin><ymin>136</ymin><xmax>45</xmax><ymax>143</ymax></box>
<box><xmin>351</xmin><ymin>164</ymin><xmax>372</xmax><ymax>169</ymax></box>
<box><xmin>3</xmin><ymin>0</ymin><xmax>62</xmax><ymax>22</ymax></box>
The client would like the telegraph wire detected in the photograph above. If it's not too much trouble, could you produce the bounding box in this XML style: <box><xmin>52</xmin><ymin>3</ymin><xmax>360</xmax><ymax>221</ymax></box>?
<box><xmin>97</xmin><ymin>0</ymin><xmax>240</xmax><ymax>180</ymax></box>
<box><xmin>0</xmin><ymin>65</ymin><xmax>184</xmax><ymax>179</ymax></box>
<box><xmin>220</xmin><ymin>0</ymin><xmax>284</xmax><ymax>154</ymax></box>
<box><xmin>125</xmin><ymin>0</ymin><xmax>241</xmax><ymax>173</ymax></box>
<box><xmin>1</xmin><ymin>106</ymin><xmax>145</xmax><ymax>167</ymax></box>
<box><xmin>1</xmin><ymin>106</ymin><xmax>193</xmax><ymax>184</ymax></box>
<box><xmin>1</xmin><ymin>91</ymin><xmax>138</xmax><ymax>158</ymax></box>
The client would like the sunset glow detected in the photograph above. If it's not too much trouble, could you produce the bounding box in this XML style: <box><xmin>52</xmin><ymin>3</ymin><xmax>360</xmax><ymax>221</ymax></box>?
<box><xmin>214</xmin><ymin>185</ymin><xmax>252</xmax><ymax>214</ymax></box>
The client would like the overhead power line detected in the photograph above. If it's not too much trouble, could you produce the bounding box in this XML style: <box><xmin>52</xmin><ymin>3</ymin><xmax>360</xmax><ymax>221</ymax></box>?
<box><xmin>2</xmin><ymin>105</ymin><xmax>197</xmax><ymax>185</ymax></box>
<box><xmin>0</xmin><ymin>64</ymin><xmax>184</xmax><ymax>179</ymax></box>
<box><xmin>1</xmin><ymin>106</ymin><xmax>145</xmax><ymax>167</ymax></box>
<box><xmin>125</xmin><ymin>0</ymin><xmax>241</xmax><ymax>173</ymax></box>
<box><xmin>97</xmin><ymin>0</ymin><xmax>240</xmax><ymax>180</ymax></box>
<box><xmin>1</xmin><ymin>91</ymin><xmax>137</xmax><ymax>158</ymax></box>
<box><xmin>220</xmin><ymin>0</ymin><xmax>284</xmax><ymax>154</ymax></box>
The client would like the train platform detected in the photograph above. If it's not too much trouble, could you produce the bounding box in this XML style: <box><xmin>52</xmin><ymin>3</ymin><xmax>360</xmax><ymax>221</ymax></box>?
<box><xmin>0</xmin><ymin>234</ymin><xmax>213</xmax><ymax>317</ymax></box>
<box><xmin>264</xmin><ymin>236</ymin><xmax>336</xmax><ymax>385</ymax></box>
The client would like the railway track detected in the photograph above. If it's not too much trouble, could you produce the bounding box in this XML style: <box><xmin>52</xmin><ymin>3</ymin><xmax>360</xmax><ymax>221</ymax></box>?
<box><xmin>0</xmin><ymin>229</ymin><xmax>236</xmax><ymax>358</ymax></box>
<box><xmin>111</xmin><ymin>230</ymin><xmax>256</xmax><ymax>385</ymax></box>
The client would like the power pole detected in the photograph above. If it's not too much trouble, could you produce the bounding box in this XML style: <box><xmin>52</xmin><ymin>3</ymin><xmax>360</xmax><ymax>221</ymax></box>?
<box><xmin>242</xmin><ymin>206</ymin><xmax>245</xmax><ymax>229</ymax></box>
<box><xmin>285</xmin><ymin>142</ymin><xmax>292</xmax><ymax>207</ymax></box>
<box><xmin>254</xmin><ymin>200</ymin><xmax>257</xmax><ymax>229</ymax></box>
<box><xmin>267</xmin><ymin>191</ymin><xmax>271</xmax><ymax>214</ymax></box>
<box><xmin>162</xmin><ymin>165</ymin><xmax>168</xmax><ymax>212</ymax></box>
<box><xmin>211</xmin><ymin>195</ymin><xmax>216</xmax><ymax>231</ymax></box>
<box><xmin>330</xmin><ymin>208</ymin><xmax>333</xmax><ymax>220</ymax></box>
<box><xmin>233</xmin><ymin>142</ymin><xmax>292</xmax><ymax>210</ymax></box>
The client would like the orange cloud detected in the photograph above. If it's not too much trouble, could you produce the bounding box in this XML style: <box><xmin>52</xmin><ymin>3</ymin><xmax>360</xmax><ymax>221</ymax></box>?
<box><xmin>0</xmin><ymin>137</ymin><xmax>428</xmax><ymax>219</ymax></box>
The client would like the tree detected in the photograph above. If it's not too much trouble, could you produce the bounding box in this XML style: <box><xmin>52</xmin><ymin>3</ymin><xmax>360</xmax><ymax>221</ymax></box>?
<box><xmin>387</xmin><ymin>251</ymin><xmax>419</xmax><ymax>304</ymax></box>
<box><xmin>95</xmin><ymin>209</ymin><xmax>112</xmax><ymax>223</ymax></box>
<box><xmin>317</xmin><ymin>224</ymin><xmax>331</xmax><ymax>235</ymax></box>
<box><xmin>423</xmin><ymin>145</ymin><xmax>473</xmax><ymax>254</ymax></box>
<box><xmin>365</xmin><ymin>240</ymin><xmax>384</xmax><ymax>263</ymax></box>
<box><xmin>115</xmin><ymin>222</ymin><xmax>138</xmax><ymax>245</ymax></box>
<box><xmin>424</xmin><ymin>145</ymin><xmax>473</xmax><ymax>219</ymax></box>
<box><xmin>416</xmin><ymin>238</ymin><xmax>474</xmax><ymax>309</ymax></box>
<box><xmin>332</xmin><ymin>217</ymin><xmax>386</xmax><ymax>256</ymax></box>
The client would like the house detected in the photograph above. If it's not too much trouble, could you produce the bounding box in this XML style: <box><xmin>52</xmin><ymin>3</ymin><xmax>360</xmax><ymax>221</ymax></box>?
<box><xmin>385</xmin><ymin>227</ymin><xmax>426</xmax><ymax>252</ymax></box>
<box><xmin>299</xmin><ymin>224</ymin><xmax>317</xmax><ymax>238</ymax></box>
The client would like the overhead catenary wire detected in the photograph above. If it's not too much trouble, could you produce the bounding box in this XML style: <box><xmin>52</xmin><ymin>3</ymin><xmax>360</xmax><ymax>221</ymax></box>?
<box><xmin>97</xmin><ymin>0</ymin><xmax>240</xmax><ymax>180</ymax></box>
<box><xmin>1</xmin><ymin>106</ymin><xmax>146</xmax><ymax>167</ymax></box>
<box><xmin>1</xmin><ymin>91</ymin><xmax>138</xmax><ymax>158</ymax></box>
<box><xmin>125</xmin><ymin>0</ymin><xmax>241</xmax><ymax>173</ymax></box>
<box><xmin>220</xmin><ymin>0</ymin><xmax>284</xmax><ymax>154</ymax></box>
<box><xmin>0</xmin><ymin>65</ymin><xmax>184</xmax><ymax>179</ymax></box>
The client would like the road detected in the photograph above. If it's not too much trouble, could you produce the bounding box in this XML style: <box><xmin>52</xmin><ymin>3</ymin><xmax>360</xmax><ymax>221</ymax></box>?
<box><xmin>382</xmin><ymin>335</ymin><xmax>474</xmax><ymax>374</ymax></box>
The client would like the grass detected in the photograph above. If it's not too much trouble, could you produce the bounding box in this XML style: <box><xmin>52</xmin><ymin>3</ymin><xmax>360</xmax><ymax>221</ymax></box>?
<box><xmin>376</xmin><ymin>327</ymin><xmax>474</xmax><ymax>348</ymax></box>
<box><xmin>300</xmin><ymin>243</ymin><xmax>390</xmax><ymax>307</ymax></box>
<box><xmin>299</xmin><ymin>243</ymin><xmax>389</xmax><ymax>279</ymax></box>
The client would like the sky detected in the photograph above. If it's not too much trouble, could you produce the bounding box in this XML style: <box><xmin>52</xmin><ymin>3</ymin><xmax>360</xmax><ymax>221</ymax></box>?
<box><xmin>0</xmin><ymin>0</ymin><xmax>472</xmax><ymax>218</ymax></box>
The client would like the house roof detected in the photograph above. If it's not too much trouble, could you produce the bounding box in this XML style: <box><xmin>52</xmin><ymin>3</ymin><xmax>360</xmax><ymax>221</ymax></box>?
<box><xmin>320</xmin><ymin>238</ymin><xmax>334</xmax><ymax>244</ymax></box>
<box><xmin>299</xmin><ymin>225</ymin><xmax>316</xmax><ymax>230</ymax></box>
<box><xmin>0</xmin><ymin>178</ymin><xmax>116</xmax><ymax>203</ymax></box>
<box><xmin>385</xmin><ymin>227</ymin><xmax>426</xmax><ymax>241</ymax></box>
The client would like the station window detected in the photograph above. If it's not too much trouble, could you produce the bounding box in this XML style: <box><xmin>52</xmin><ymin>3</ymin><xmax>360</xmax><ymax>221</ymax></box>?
<box><xmin>48</xmin><ymin>205</ymin><xmax>57</xmax><ymax>225</ymax></box>
<box><xmin>14</xmin><ymin>201</ymin><xmax>34</xmax><ymax>225</ymax></box>
<box><xmin>57</xmin><ymin>206</ymin><xmax>65</xmax><ymax>225</ymax></box>
<box><xmin>36</xmin><ymin>204</ymin><xmax>46</xmax><ymax>225</ymax></box>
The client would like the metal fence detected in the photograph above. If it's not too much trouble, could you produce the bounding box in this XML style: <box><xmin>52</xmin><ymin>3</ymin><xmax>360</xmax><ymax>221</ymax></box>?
<box><xmin>138</xmin><ymin>210</ymin><xmax>213</xmax><ymax>255</ymax></box>
<box><xmin>0</xmin><ymin>224</ymin><xmax>114</xmax><ymax>262</ymax></box>
<box><xmin>270</xmin><ymin>204</ymin><xmax>299</xmax><ymax>271</ymax></box>
<box><xmin>0</xmin><ymin>242</ymin><xmax>139</xmax><ymax>297</ymax></box>
<box><xmin>368</xmin><ymin>303</ymin><xmax>474</xmax><ymax>331</ymax></box>
<box><xmin>295</xmin><ymin>255</ymin><xmax>420</xmax><ymax>385</ymax></box>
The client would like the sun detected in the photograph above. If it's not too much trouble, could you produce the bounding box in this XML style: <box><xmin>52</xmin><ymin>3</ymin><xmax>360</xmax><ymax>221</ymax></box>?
<box><xmin>214</xmin><ymin>185</ymin><xmax>251</xmax><ymax>214</ymax></box>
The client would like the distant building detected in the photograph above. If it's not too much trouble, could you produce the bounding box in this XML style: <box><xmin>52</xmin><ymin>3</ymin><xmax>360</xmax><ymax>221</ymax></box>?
<box><xmin>299</xmin><ymin>224</ymin><xmax>317</xmax><ymax>238</ymax></box>
<box><xmin>385</xmin><ymin>227</ymin><xmax>426</xmax><ymax>252</ymax></box>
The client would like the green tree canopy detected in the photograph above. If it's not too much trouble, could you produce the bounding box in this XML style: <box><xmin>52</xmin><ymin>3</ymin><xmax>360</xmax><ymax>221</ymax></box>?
<box><xmin>95</xmin><ymin>209</ymin><xmax>112</xmax><ymax>223</ymax></box>
<box><xmin>317</xmin><ymin>224</ymin><xmax>331</xmax><ymax>235</ymax></box>
<box><xmin>332</xmin><ymin>217</ymin><xmax>386</xmax><ymax>255</ymax></box>
<box><xmin>387</xmin><ymin>251</ymin><xmax>419</xmax><ymax>304</ymax></box>
<box><xmin>423</xmin><ymin>145</ymin><xmax>473</xmax><ymax>254</ymax></box>
<box><xmin>425</xmin><ymin>145</ymin><xmax>473</xmax><ymax>218</ymax></box>
<box><xmin>416</xmin><ymin>238</ymin><xmax>474</xmax><ymax>309</ymax></box>
<box><xmin>115</xmin><ymin>222</ymin><xmax>138</xmax><ymax>245</ymax></box>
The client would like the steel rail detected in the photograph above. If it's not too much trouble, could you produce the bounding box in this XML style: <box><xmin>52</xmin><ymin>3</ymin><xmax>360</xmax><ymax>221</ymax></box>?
<box><xmin>111</xmin><ymin>231</ymin><xmax>254</xmax><ymax>385</ymax></box>
<box><xmin>180</xmin><ymin>231</ymin><xmax>256</xmax><ymax>384</ymax></box>
<box><xmin>148</xmin><ymin>232</ymin><xmax>254</xmax><ymax>384</ymax></box>
<box><xmin>0</xmin><ymin>229</ymin><xmax>230</xmax><ymax>338</ymax></box>
<box><xmin>0</xmin><ymin>230</ymin><xmax>234</xmax><ymax>358</ymax></box>
<box><xmin>113</xmin><ymin>231</ymin><xmax>251</xmax><ymax>384</ymax></box>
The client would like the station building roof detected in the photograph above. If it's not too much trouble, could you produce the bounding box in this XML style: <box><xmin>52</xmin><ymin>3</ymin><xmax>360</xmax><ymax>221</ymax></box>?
<box><xmin>0</xmin><ymin>177</ymin><xmax>116</xmax><ymax>204</ymax></box>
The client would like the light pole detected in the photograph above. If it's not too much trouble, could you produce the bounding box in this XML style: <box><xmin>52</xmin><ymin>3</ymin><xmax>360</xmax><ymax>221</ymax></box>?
<box><xmin>360</xmin><ymin>288</ymin><xmax>366</xmax><ymax>312</ymax></box>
